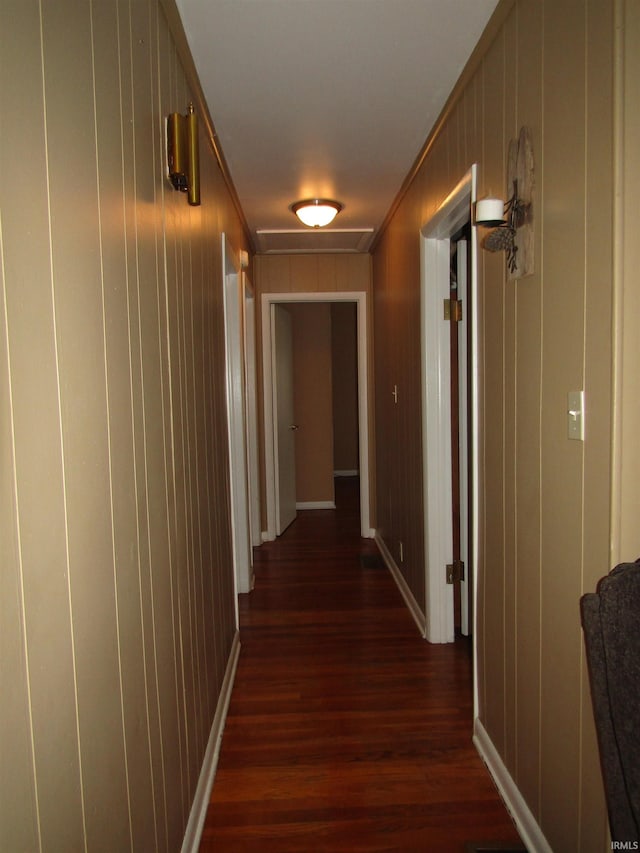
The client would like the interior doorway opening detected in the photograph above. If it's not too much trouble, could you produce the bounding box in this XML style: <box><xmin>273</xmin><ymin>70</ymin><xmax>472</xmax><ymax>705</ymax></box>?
<box><xmin>261</xmin><ymin>291</ymin><xmax>372</xmax><ymax>542</ymax></box>
<box><xmin>289</xmin><ymin>302</ymin><xmax>359</xmax><ymax>509</ymax></box>
<box><xmin>420</xmin><ymin>165</ymin><xmax>479</xmax><ymax>711</ymax></box>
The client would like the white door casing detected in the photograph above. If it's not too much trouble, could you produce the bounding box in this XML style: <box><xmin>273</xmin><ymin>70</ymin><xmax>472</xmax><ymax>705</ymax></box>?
<box><xmin>242</xmin><ymin>276</ymin><xmax>261</xmax><ymax>548</ymax></box>
<box><xmin>455</xmin><ymin>239</ymin><xmax>470</xmax><ymax>637</ymax></box>
<box><xmin>261</xmin><ymin>291</ymin><xmax>372</xmax><ymax>542</ymax></box>
<box><xmin>420</xmin><ymin>166</ymin><xmax>479</xmax><ymax>714</ymax></box>
<box><xmin>222</xmin><ymin>235</ymin><xmax>252</xmax><ymax>598</ymax></box>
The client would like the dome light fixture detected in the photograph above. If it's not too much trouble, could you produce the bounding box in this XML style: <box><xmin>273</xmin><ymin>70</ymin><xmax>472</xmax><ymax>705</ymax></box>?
<box><xmin>290</xmin><ymin>198</ymin><xmax>343</xmax><ymax>228</ymax></box>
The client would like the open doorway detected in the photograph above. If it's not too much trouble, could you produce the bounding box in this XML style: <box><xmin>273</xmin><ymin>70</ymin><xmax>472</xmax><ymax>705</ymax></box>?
<box><xmin>285</xmin><ymin>302</ymin><xmax>360</xmax><ymax>515</ymax></box>
<box><xmin>287</xmin><ymin>302</ymin><xmax>337</xmax><ymax>515</ymax></box>
<box><xmin>261</xmin><ymin>291</ymin><xmax>372</xmax><ymax>542</ymax></box>
<box><xmin>420</xmin><ymin>165</ymin><xmax>479</xmax><ymax>709</ymax></box>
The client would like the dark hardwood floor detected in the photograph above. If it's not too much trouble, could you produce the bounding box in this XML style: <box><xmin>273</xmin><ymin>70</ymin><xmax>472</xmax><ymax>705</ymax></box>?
<box><xmin>200</xmin><ymin>478</ymin><xmax>524</xmax><ymax>852</ymax></box>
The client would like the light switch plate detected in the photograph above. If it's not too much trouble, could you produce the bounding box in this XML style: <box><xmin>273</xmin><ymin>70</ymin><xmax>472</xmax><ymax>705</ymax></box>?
<box><xmin>568</xmin><ymin>391</ymin><xmax>585</xmax><ymax>441</ymax></box>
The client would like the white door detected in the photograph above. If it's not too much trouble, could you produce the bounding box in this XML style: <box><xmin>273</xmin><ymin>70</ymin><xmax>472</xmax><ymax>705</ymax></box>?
<box><xmin>273</xmin><ymin>305</ymin><xmax>297</xmax><ymax>534</ymax></box>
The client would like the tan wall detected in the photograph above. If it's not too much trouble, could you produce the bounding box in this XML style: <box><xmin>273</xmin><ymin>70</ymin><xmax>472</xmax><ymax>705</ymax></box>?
<box><xmin>372</xmin><ymin>228</ymin><xmax>425</xmax><ymax>605</ymax></box>
<box><xmin>255</xmin><ymin>253</ymin><xmax>375</xmax><ymax>529</ymax></box>
<box><xmin>257</xmin><ymin>253</ymin><xmax>370</xmax><ymax>294</ymax></box>
<box><xmin>331</xmin><ymin>303</ymin><xmax>360</xmax><ymax>473</ymax></box>
<box><xmin>0</xmin><ymin>1</ymin><xmax>249</xmax><ymax>849</ymax></box>
<box><xmin>613</xmin><ymin>0</ymin><xmax>640</xmax><ymax>563</ymax></box>
<box><xmin>371</xmin><ymin>1</ymin><xmax>629</xmax><ymax>850</ymax></box>
<box><xmin>290</xmin><ymin>303</ymin><xmax>335</xmax><ymax>503</ymax></box>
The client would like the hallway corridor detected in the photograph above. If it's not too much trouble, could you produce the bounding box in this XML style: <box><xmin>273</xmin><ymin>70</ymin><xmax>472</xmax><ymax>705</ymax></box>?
<box><xmin>199</xmin><ymin>479</ymin><xmax>523</xmax><ymax>852</ymax></box>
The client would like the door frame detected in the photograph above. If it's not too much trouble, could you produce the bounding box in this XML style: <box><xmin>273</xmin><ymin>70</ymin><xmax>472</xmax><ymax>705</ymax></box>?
<box><xmin>420</xmin><ymin>166</ymin><xmax>479</xmax><ymax>709</ymax></box>
<box><xmin>453</xmin><ymin>237</ymin><xmax>471</xmax><ymax>636</ymax></box>
<box><xmin>222</xmin><ymin>235</ymin><xmax>253</xmax><ymax>599</ymax></box>
<box><xmin>242</xmin><ymin>273</ymin><xmax>261</xmax><ymax>548</ymax></box>
<box><xmin>261</xmin><ymin>291</ymin><xmax>372</xmax><ymax>541</ymax></box>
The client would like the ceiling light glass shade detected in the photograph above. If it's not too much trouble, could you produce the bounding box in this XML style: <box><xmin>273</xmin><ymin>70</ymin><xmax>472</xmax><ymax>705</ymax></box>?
<box><xmin>290</xmin><ymin>198</ymin><xmax>343</xmax><ymax>228</ymax></box>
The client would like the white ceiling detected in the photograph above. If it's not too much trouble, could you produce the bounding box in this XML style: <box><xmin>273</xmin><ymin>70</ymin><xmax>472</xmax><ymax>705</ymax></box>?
<box><xmin>175</xmin><ymin>0</ymin><xmax>499</xmax><ymax>253</ymax></box>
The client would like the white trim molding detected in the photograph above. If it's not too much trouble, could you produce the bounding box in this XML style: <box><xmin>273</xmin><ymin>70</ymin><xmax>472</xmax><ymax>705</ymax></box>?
<box><xmin>181</xmin><ymin>632</ymin><xmax>241</xmax><ymax>853</ymax></box>
<box><xmin>473</xmin><ymin>718</ymin><xmax>553</xmax><ymax>853</ymax></box>
<box><xmin>261</xmin><ymin>291</ymin><xmax>372</xmax><ymax>540</ymax></box>
<box><xmin>296</xmin><ymin>500</ymin><xmax>336</xmax><ymax>510</ymax></box>
<box><xmin>334</xmin><ymin>469</ymin><xmax>359</xmax><ymax>477</ymax></box>
<box><xmin>420</xmin><ymin>166</ymin><xmax>478</xmax><ymax>648</ymax></box>
<box><xmin>222</xmin><ymin>234</ymin><xmax>253</xmax><ymax>601</ymax></box>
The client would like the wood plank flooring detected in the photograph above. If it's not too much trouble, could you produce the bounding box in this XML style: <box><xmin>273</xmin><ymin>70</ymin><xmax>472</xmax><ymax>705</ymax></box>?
<box><xmin>200</xmin><ymin>478</ymin><xmax>524</xmax><ymax>852</ymax></box>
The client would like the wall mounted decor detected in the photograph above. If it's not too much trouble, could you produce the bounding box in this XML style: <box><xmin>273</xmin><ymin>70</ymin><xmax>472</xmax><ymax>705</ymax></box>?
<box><xmin>476</xmin><ymin>126</ymin><xmax>534</xmax><ymax>279</ymax></box>
<box><xmin>167</xmin><ymin>102</ymin><xmax>200</xmax><ymax>206</ymax></box>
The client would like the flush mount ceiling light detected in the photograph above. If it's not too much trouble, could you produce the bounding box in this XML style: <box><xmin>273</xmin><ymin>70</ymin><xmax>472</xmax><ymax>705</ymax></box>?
<box><xmin>290</xmin><ymin>198</ymin><xmax>343</xmax><ymax>228</ymax></box>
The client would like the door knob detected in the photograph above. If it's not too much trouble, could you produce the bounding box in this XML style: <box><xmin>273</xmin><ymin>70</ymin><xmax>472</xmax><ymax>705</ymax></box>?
<box><xmin>289</xmin><ymin>424</ymin><xmax>299</xmax><ymax>431</ymax></box>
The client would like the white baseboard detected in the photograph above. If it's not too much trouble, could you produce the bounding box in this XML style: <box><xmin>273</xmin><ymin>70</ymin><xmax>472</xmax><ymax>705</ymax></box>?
<box><xmin>334</xmin><ymin>469</ymin><xmax>359</xmax><ymax>477</ymax></box>
<box><xmin>473</xmin><ymin>718</ymin><xmax>553</xmax><ymax>853</ymax></box>
<box><xmin>261</xmin><ymin>530</ymin><xmax>275</xmax><ymax>542</ymax></box>
<box><xmin>181</xmin><ymin>631</ymin><xmax>241</xmax><ymax>853</ymax></box>
<box><xmin>296</xmin><ymin>501</ymin><xmax>336</xmax><ymax>510</ymax></box>
<box><xmin>374</xmin><ymin>532</ymin><xmax>427</xmax><ymax>636</ymax></box>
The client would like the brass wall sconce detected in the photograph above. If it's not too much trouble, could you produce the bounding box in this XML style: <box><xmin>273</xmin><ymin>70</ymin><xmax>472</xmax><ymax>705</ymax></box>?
<box><xmin>475</xmin><ymin>126</ymin><xmax>534</xmax><ymax>279</ymax></box>
<box><xmin>167</xmin><ymin>103</ymin><xmax>200</xmax><ymax>206</ymax></box>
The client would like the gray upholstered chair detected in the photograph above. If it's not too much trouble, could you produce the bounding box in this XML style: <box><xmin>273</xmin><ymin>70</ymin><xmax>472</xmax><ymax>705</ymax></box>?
<box><xmin>580</xmin><ymin>558</ymin><xmax>640</xmax><ymax>843</ymax></box>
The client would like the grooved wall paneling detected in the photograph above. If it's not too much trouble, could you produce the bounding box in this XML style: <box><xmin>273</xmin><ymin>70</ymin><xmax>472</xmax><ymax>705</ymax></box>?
<box><xmin>371</xmin><ymin>2</ymin><xmax>623</xmax><ymax>850</ymax></box>
<box><xmin>0</xmin><ymin>0</ymin><xmax>248</xmax><ymax>849</ymax></box>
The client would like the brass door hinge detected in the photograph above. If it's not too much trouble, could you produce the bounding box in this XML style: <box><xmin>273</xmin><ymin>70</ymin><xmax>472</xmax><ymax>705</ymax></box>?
<box><xmin>443</xmin><ymin>299</ymin><xmax>463</xmax><ymax>322</ymax></box>
<box><xmin>446</xmin><ymin>560</ymin><xmax>465</xmax><ymax>584</ymax></box>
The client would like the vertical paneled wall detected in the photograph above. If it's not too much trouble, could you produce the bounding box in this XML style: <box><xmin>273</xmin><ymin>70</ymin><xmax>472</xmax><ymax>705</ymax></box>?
<box><xmin>0</xmin><ymin>0</ymin><xmax>247</xmax><ymax>850</ymax></box>
<box><xmin>614</xmin><ymin>0</ymin><xmax>640</xmax><ymax>563</ymax></box>
<box><xmin>372</xmin><ymin>204</ymin><xmax>425</xmax><ymax>611</ymax></box>
<box><xmin>371</xmin><ymin>1</ymin><xmax>621</xmax><ymax>850</ymax></box>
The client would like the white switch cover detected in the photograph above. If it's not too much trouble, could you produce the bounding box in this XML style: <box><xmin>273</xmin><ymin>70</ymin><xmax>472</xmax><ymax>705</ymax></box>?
<box><xmin>568</xmin><ymin>391</ymin><xmax>585</xmax><ymax>441</ymax></box>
